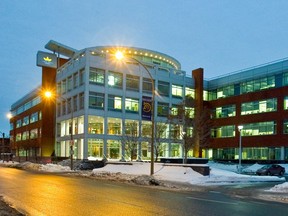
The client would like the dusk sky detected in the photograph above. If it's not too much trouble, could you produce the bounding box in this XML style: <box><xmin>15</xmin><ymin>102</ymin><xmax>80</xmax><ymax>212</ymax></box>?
<box><xmin>1</xmin><ymin>0</ymin><xmax>288</xmax><ymax>134</ymax></box>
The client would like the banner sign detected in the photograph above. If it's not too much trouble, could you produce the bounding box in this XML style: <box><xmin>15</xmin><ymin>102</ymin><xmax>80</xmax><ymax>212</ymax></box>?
<box><xmin>36</xmin><ymin>51</ymin><xmax>57</xmax><ymax>68</ymax></box>
<box><xmin>142</xmin><ymin>96</ymin><xmax>152</xmax><ymax>121</ymax></box>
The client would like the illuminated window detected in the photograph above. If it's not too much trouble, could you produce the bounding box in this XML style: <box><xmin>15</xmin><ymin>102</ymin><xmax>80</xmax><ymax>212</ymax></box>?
<box><xmin>88</xmin><ymin>116</ymin><xmax>104</xmax><ymax>134</ymax></box>
<box><xmin>284</xmin><ymin>96</ymin><xmax>288</xmax><ymax>110</ymax></box>
<box><xmin>89</xmin><ymin>68</ymin><xmax>105</xmax><ymax>85</ymax></box>
<box><xmin>108</xmin><ymin>95</ymin><xmax>122</xmax><ymax>111</ymax></box>
<box><xmin>108</xmin><ymin>71</ymin><xmax>123</xmax><ymax>88</ymax></box>
<box><xmin>211</xmin><ymin>125</ymin><xmax>235</xmax><ymax>138</ymax></box>
<box><xmin>107</xmin><ymin>140</ymin><xmax>121</xmax><ymax>159</ymax></box>
<box><xmin>185</xmin><ymin>87</ymin><xmax>195</xmax><ymax>98</ymax></box>
<box><xmin>125</xmin><ymin>98</ymin><xmax>139</xmax><ymax>112</ymax></box>
<box><xmin>125</xmin><ymin>120</ymin><xmax>139</xmax><ymax>136</ymax></box>
<box><xmin>172</xmin><ymin>84</ymin><xmax>183</xmax><ymax>98</ymax></box>
<box><xmin>107</xmin><ymin>118</ymin><xmax>122</xmax><ymax>135</ymax></box>
<box><xmin>141</xmin><ymin>121</ymin><xmax>152</xmax><ymax>137</ymax></box>
<box><xmin>88</xmin><ymin>139</ymin><xmax>103</xmax><ymax>158</ymax></box>
<box><xmin>241</xmin><ymin>98</ymin><xmax>277</xmax><ymax>115</ymax></box>
<box><xmin>213</xmin><ymin>105</ymin><xmax>236</xmax><ymax>118</ymax></box>
<box><xmin>30</xmin><ymin>128</ymin><xmax>38</xmax><ymax>139</ymax></box>
<box><xmin>241</xmin><ymin>122</ymin><xmax>276</xmax><ymax>136</ymax></box>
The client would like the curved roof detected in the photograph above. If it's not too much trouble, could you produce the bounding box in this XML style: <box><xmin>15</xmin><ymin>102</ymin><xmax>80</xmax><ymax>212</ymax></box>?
<box><xmin>87</xmin><ymin>46</ymin><xmax>181</xmax><ymax>70</ymax></box>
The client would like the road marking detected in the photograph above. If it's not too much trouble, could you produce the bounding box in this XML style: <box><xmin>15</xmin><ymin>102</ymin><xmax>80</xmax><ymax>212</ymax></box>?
<box><xmin>186</xmin><ymin>196</ymin><xmax>237</xmax><ymax>205</ymax></box>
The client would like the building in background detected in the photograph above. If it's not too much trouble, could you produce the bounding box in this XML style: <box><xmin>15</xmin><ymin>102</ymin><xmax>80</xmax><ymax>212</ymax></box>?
<box><xmin>8</xmin><ymin>40</ymin><xmax>288</xmax><ymax>162</ymax></box>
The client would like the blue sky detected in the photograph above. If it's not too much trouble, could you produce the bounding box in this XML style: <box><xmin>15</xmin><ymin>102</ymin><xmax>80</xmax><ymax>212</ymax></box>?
<box><xmin>1</xmin><ymin>0</ymin><xmax>288</xmax><ymax>134</ymax></box>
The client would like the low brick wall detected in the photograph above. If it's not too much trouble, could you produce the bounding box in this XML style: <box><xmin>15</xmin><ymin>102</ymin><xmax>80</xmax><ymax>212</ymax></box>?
<box><xmin>164</xmin><ymin>163</ymin><xmax>210</xmax><ymax>176</ymax></box>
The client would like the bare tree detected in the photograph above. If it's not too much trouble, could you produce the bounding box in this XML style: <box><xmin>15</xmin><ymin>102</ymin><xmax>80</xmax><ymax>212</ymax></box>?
<box><xmin>122</xmin><ymin>121</ymin><xmax>139</xmax><ymax>161</ymax></box>
<box><xmin>154</xmin><ymin>122</ymin><xmax>168</xmax><ymax>162</ymax></box>
<box><xmin>169</xmin><ymin>95</ymin><xmax>212</xmax><ymax>163</ymax></box>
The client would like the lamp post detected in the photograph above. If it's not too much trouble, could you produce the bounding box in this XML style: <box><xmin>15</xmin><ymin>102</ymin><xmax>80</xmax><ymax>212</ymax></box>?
<box><xmin>0</xmin><ymin>131</ymin><xmax>4</xmax><ymax>161</ymax></box>
<box><xmin>115</xmin><ymin>51</ymin><xmax>155</xmax><ymax>175</ymax></box>
<box><xmin>238</xmin><ymin>125</ymin><xmax>243</xmax><ymax>173</ymax></box>
<box><xmin>44</xmin><ymin>91</ymin><xmax>74</xmax><ymax>170</ymax></box>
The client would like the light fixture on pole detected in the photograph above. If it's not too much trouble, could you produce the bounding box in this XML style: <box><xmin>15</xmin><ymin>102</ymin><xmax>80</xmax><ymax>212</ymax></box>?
<box><xmin>238</xmin><ymin>125</ymin><xmax>243</xmax><ymax>173</ymax></box>
<box><xmin>115</xmin><ymin>51</ymin><xmax>155</xmax><ymax>175</ymax></box>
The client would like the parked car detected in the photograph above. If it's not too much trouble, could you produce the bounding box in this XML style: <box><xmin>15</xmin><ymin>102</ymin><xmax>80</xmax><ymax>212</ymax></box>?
<box><xmin>76</xmin><ymin>159</ymin><xmax>107</xmax><ymax>170</ymax></box>
<box><xmin>256</xmin><ymin>164</ymin><xmax>285</xmax><ymax>176</ymax></box>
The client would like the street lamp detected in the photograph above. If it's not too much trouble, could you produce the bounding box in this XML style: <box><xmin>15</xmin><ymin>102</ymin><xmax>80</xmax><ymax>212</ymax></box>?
<box><xmin>238</xmin><ymin>125</ymin><xmax>243</xmax><ymax>173</ymax></box>
<box><xmin>44</xmin><ymin>90</ymin><xmax>74</xmax><ymax>170</ymax></box>
<box><xmin>115</xmin><ymin>51</ymin><xmax>155</xmax><ymax>175</ymax></box>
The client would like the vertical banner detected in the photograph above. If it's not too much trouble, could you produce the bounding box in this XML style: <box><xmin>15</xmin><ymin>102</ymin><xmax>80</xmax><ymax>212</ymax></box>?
<box><xmin>142</xmin><ymin>96</ymin><xmax>152</xmax><ymax>121</ymax></box>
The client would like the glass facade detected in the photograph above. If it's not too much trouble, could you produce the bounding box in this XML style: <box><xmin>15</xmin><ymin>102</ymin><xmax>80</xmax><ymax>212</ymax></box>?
<box><xmin>241</xmin><ymin>98</ymin><xmax>277</xmax><ymax>115</ymax></box>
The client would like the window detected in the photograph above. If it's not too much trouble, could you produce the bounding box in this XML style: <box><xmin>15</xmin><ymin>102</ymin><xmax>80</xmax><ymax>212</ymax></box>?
<box><xmin>79</xmin><ymin>92</ymin><xmax>84</xmax><ymax>109</ymax></box>
<box><xmin>143</xmin><ymin>78</ymin><xmax>153</xmax><ymax>93</ymax></box>
<box><xmin>30</xmin><ymin>112</ymin><xmax>38</xmax><ymax>123</ymax></box>
<box><xmin>157</xmin><ymin>102</ymin><xmax>169</xmax><ymax>117</ymax></box>
<box><xmin>213</xmin><ymin>105</ymin><xmax>236</xmax><ymax>118</ymax></box>
<box><xmin>284</xmin><ymin>96</ymin><xmax>288</xmax><ymax>110</ymax></box>
<box><xmin>22</xmin><ymin>116</ymin><xmax>29</xmax><ymax>126</ymax></box>
<box><xmin>73</xmin><ymin>72</ymin><xmax>79</xmax><ymax>89</ymax></box>
<box><xmin>216</xmin><ymin>85</ymin><xmax>234</xmax><ymax>98</ymax></box>
<box><xmin>67</xmin><ymin>76</ymin><xmax>73</xmax><ymax>91</ymax></box>
<box><xmin>241</xmin><ymin>121</ymin><xmax>276</xmax><ymax>136</ymax></box>
<box><xmin>108</xmin><ymin>71</ymin><xmax>123</xmax><ymax>88</ymax></box>
<box><xmin>61</xmin><ymin>79</ymin><xmax>67</xmax><ymax>94</ymax></box>
<box><xmin>125</xmin><ymin>120</ymin><xmax>139</xmax><ymax>136</ymax></box>
<box><xmin>158</xmin><ymin>81</ymin><xmax>169</xmax><ymax>97</ymax></box>
<box><xmin>170</xmin><ymin>124</ymin><xmax>181</xmax><ymax>139</ymax></box>
<box><xmin>88</xmin><ymin>116</ymin><xmax>104</xmax><ymax>134</ymax></box>
<box><xmin>241</xmin><ymin>98</ymin><xmax>277</xmax><ymax>115</ymax></box>
<box><xmin>22</xmin><ymin>131</ymin><xmax>29</xmax><ymax>140</ymax></box>
<box><xmin>125</xmin><ymin>98</ymin><xmax>139</xmax><ymax>112</ymax></box>
<box><xmin>108</xmin><ymin>95</ymin><xmax>122</xmax><ymax>111</ymax></box>
<box><xmin>185</xmin><ymin>87</ymin><xmax>195</xmax><ymax>98</ymax></box>
<box><xmin>89</xmin><ymin>68</ymin><xmax>105</xmax><ymax>85</ymax></box>
<box><xmin>283</xmin><ymin>120</ymin><xmax>288</xmax><ymax>134</ymax></box>
<box><xmin>126</xmin><ymin>75</ymin><xmax>139</xmax><ymax>91</ymax></box>
<box><xmin>240</xmin><ymin>76</ymin><xmax>275</xmax><ymax>94</ymax></box>
<box><xmin>107</xmin><ymin>140</ymin><xmax>121</xmax><ymax>159</ymax></box>
<box><xmin>156</xmin><ymin>122</ymin><xmax>169</xmax><ymax>139</ymax></box>
<box><xmin>16</xmin><ymin>119</ymin><xmax>21</xmax><ymax>128</ymax></box>
<box><xmin>211</xmin><ymin>125</ymin><xmax>235</xmax><ymax>138</ymax></box>
<box><xmin>107</xmin><ymin>118</ymin><xmax>122</xmax><ymax>135</ymax></box>
<box><xmin>30</xmin><ymin>128</ymin><xmax>38</xmax><ymax>139</ymax></box>
<box><xmin>283</xmin><ymin>72</ymin><xmax>288</xmax><ymax>86</ymax></box>
<box><xmin>73</xmin><ymin>96</ymin><xmax>78</xmax><ymax>112</ymax></box>
<box><xmin>89</xmin><ymin>92</ymin><xmax>104</xmax><ymax>109</ymax></box>
<box><xmin>172</xmin><ymin>84</ymin><xmax>183</xmax><ymax>98</ymax></box>
<box><xmin>88</xmin><ymin>139</ymin><xmax>103</xmax><ymax>158</ymax></box>
<box><xmin>67</xmin><ymin>98</ymin><xmax>72</xmax><ymax>114</ymax></box>
<box><xmin>79</xmin><ymin>68</ymin><xmax>85</xmax><ymax>85</ymax></box>
<box><xmin>141</xmin><ymin>121</ymin><xmax>152</xmax><ymax>137</ymax></box>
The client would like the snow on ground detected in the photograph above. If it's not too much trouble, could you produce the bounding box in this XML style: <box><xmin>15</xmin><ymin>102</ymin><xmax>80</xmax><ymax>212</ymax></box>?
<box><xmin>1</xmin><ymin>159</ymin><xmax>288</xmax><ymax>194</ymax></box>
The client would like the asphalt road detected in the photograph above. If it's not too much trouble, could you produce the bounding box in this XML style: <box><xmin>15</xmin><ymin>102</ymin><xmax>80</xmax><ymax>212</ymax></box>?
<box><xmin>0</xmin><ymin>167</ymin><xmax>287</xmax><ymax>216</ymax></box>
